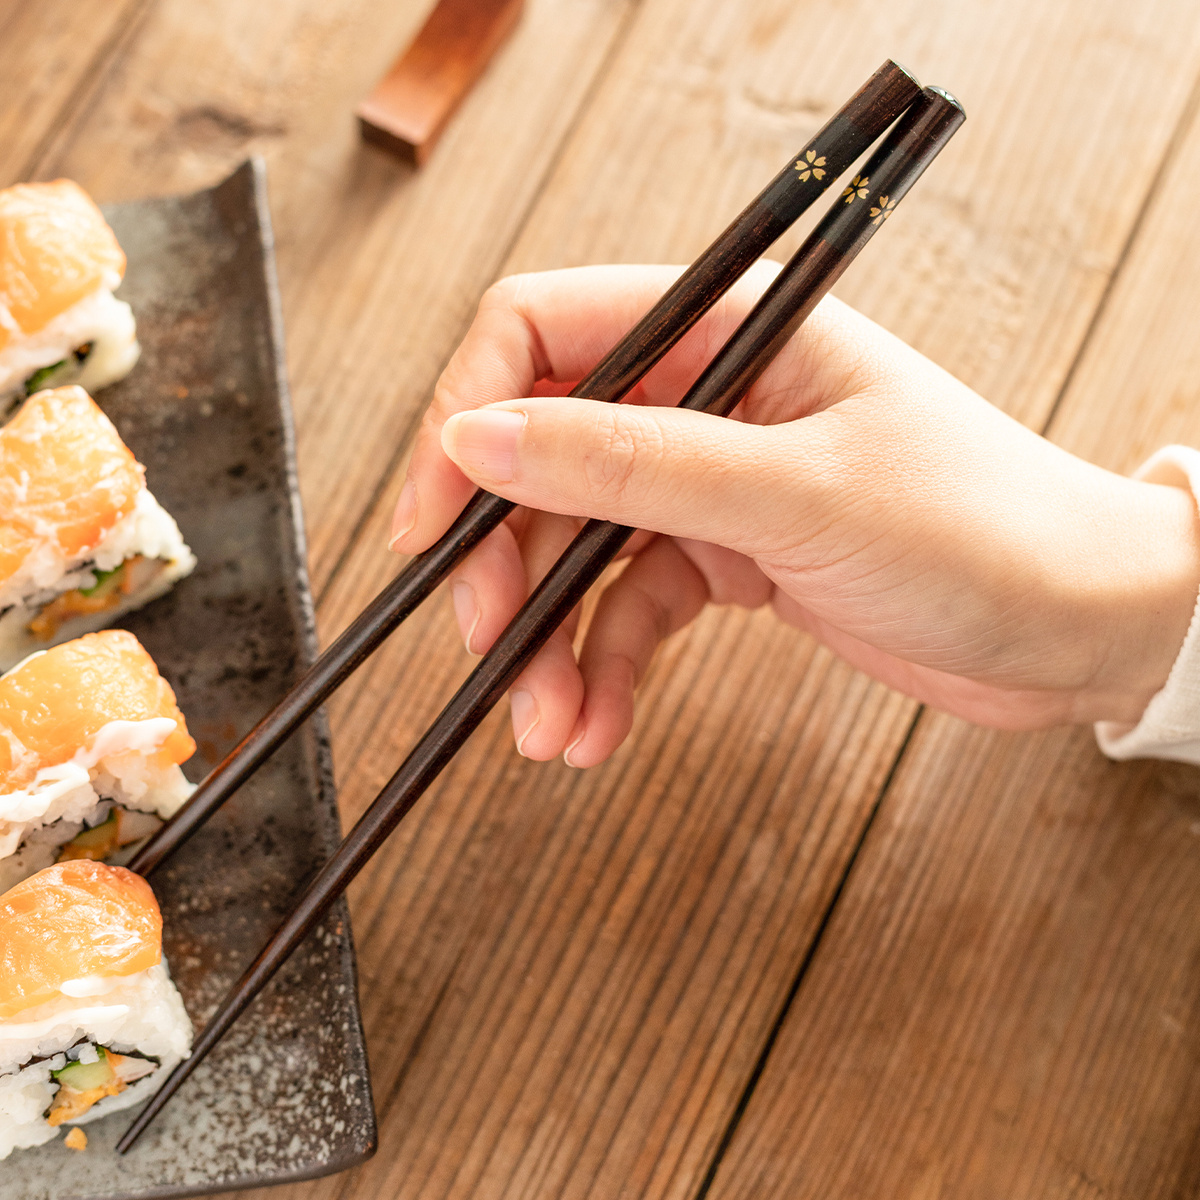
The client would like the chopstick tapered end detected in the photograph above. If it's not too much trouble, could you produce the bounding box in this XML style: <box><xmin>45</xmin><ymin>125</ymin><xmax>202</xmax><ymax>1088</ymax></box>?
<box><xmin>115</xmin><ymin>1056</ymin><xmax>199</xmax><ymax>1153</ymax></box>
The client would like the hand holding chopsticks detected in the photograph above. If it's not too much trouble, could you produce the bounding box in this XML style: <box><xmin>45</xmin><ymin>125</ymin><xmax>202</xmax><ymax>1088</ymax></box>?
<box><xmin>126</xmin><ymin>59</ymin><xmax>919</xmax><ymax>880</ymax></box>
<box><xmin>118</xmin><ymin>75</ymin><xmax>963</xmax><ymax>1152</ymax></box>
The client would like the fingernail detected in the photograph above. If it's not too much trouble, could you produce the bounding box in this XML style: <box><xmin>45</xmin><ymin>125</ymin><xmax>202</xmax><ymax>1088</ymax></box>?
<box><xmin>388</xmin><ymin>480</ymin><xmax>417</xmax><ymax>551</ymax></box>
<box><xmin>451</xmin><ymin>581</ymin><xmax>481</xmax><ymax>653</ymax></box>
<box><xmin>511</xmin><ymin>689</ymin><xmax>539</xmax><ymax>756</ymax></box>
<box><xmin>443</xmin><ymin>409</ymin><xmax>525</xmax><ymax>483</ymax></box>
<box><xmin>563</xmin><ymin>731</ymin><xmax>585</xmax><ymax>768</ymax></box>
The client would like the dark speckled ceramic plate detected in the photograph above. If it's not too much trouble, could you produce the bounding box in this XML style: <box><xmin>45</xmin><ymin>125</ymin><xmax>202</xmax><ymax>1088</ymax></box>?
<box><xmin>0</xmin><ymin>160</ymin><xmax>376</xmax><ymax>1198</ymax></box>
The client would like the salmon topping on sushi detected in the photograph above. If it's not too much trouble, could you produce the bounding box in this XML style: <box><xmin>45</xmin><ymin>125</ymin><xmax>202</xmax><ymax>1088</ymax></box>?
<box><xmin>0</xmin><ymin>629</ymin><xmax>196</xmax><ymax>888</ymax></box>
<box><xmin>0</xmin><ymin>181</ymin><xmax>125</xmax><ymax>350</ymax></box>
<box><xmin>0</xmin><ymin>860</ymin><xmax>160</xmax><ymax>1021</ymax></box>
<box><xmin>0</xmin><ymin>386</ymin><xmax>142</xmax><ymax>585</ymax></box>
<box><xmin>0</xmin><ymin>630</ymin><xmax>195</xmax><ymax>791</ymax></box>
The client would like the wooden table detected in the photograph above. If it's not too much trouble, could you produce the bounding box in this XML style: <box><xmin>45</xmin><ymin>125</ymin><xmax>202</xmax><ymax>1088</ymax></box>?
<box><xmin>8</xmin><ymin>0</ymin><xmax>1200</xmax><ymax>1195</ymax></box>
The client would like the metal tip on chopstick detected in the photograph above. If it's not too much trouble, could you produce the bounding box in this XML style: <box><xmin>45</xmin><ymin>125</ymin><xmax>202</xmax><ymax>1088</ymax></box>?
<box><xmin>926</xmin><ymin>84</ymin><xmax>966</xmax><ymax>117</ymax></box>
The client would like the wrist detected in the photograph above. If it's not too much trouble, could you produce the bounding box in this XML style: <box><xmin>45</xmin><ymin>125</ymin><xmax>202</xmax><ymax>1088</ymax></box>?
<box><xmin>1075</xmin><ymin>476</ymin><xmax>1200</xmax><ymax>725</ymax></box>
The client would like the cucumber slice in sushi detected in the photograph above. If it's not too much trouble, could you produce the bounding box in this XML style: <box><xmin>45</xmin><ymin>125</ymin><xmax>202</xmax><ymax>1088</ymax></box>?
<box><xmin>53</xmin><ymin>1049</ymin><xmax>116</xmax><ymax>1093</ymax></box>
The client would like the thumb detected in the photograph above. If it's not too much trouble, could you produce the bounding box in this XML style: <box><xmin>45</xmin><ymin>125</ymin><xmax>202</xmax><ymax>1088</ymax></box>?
<box><xmin>439</xmin><ymin>396</ymin><xmax>813</xmax><ymax>553</ymax></box>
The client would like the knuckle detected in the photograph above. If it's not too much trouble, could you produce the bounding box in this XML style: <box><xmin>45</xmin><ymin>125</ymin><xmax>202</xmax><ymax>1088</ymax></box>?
<box><xmin>480</xmin><ymin>274</ymin><xmax>522</xmax><ymax>310</ymax></box>
<box><xmin>480</xmin><ymin>272</ymin><xmax>537</xmax><ymax>317</ymax></box>
<box><xmin>626</xmin><ymin>582</ymin><xmax>671</xmax><ymax>646</ymax></box>
<box><xmin>582</xmin><ymin>415</ymin><xmax>664</xmax><ymax>508</ymax></box>
<box><xmin>477</xmin><ymin>273</ymin><xmax>549</xmax><ymax>378</ymax></box>
<box><xmin>429</xmin><ymin>376</ymin><xmax>465</xmax><ymax>424</ymax></box>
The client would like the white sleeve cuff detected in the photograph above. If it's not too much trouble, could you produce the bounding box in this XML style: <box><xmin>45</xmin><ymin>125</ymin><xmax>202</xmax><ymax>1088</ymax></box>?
<box><xmin>1095</xmin><ymin>445</ymin><xmax>1200</xmax><ymax>764</ymax></box>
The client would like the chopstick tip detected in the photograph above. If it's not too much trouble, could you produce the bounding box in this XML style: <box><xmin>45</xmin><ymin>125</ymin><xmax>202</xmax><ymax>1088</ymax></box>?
<box><xmin>115</xmin><ymin>1057</ymin><xmax>192</xmax><ymax>1152</ymax></box>
<box><xmin>115</xmin><ymin>1109</ymin><xmax>150</xmax><ymax>1154</ymax></box>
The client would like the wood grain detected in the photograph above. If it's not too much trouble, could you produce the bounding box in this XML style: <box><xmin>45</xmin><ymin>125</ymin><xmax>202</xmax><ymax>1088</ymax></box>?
<box><xmin>706</xmin><ymin>40</ymin><xmax>1200</xmax><ymax>1200</ymax></box>
<box><xmin>707</xmin><ymin>723</ymin><xmax>1200</xmax><ymax>1199</ymax></box>
<box><xmin>0</xmin><ymin>0</ymin><xmax>150</xmax><ymax>184</ymax></box>
<box><xmin>301</xmin><ymin>1</ymin><xmax>1200</xmax><ymax>1198</ymax></box>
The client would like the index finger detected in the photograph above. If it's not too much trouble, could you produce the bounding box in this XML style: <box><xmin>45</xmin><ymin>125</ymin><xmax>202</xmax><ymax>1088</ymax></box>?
<box><xmin>391</xmin><ymin>262</ymin><xmax>781</xmax><ymax>553</ymax></box>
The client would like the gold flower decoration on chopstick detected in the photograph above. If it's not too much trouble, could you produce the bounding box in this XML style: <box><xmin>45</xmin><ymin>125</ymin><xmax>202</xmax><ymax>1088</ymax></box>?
<box><xmin>794</xmin><ymin>150</ymin><xmax>827</xmax><ymax>181</ymax></box>
<box><xmin>869</xmin><ymin>195</ymin><xmax>897</xmax><ymax>224</ymax></box>
<box><xmin>842</xmin><ymin>174</ymin><xmax>869</xmax><ymax>202</ymax></box>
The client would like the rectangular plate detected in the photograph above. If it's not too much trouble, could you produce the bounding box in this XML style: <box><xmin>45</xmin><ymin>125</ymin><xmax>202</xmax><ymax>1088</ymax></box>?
<box><xmin>0</xmin><ymin>160</ymin><xmax>377</xmax><ymax>1198</ymax></box>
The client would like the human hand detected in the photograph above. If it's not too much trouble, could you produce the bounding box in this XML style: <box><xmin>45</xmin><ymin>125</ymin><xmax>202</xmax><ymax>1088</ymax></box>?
<box><xmin>390</xmin><ymin>264</ymin><xmax>1200</xmax><ymax>766</ymax></box>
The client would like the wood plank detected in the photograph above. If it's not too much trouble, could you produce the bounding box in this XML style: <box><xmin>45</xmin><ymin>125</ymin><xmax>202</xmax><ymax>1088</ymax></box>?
<box><xmin>306</xmin><ymin>2</ymin><xmax>1200</xmax><ymax>1198</ymax></box>
<box><xmin>24</xmin><ymin>0</ymin><xmax>636</xmax><ymax>590</ymax></box>
<box><xmin>708</xmin><ymin>725</ymin><xmax>1200</xmax><ymax>1199</ymax></box>
<box><xmin>706</xmin><ymin>61</ymin><xmax>1200</xmax><ymax>1200</ymax></box>
<box><xmin>0</xmin><ymin>0</ymin><xmax>149</xmax><ymax>184</ymax></box>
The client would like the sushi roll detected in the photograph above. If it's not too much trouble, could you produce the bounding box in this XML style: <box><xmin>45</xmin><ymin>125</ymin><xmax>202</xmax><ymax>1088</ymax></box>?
<box><xmin>0</xmin><ymin>860</ymin><xmax>192</xmax><ymax>1159</ymax></box>
<box><xmin>0</xmin><ymin>180</ymin><xmax>139</xmax><ymax>419</ymax></box>
<box><xmin>0</xmin><ymin>630</ymin><xmax>196</xmax><ymax>892</ymax></box>
<box><xmin>0</xmin><ymin>384</ymin><xmax>195</xmax><ymax>667</ymax></box>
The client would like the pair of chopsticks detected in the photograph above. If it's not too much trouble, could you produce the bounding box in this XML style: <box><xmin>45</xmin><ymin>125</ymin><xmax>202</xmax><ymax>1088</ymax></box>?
<box><xmin>118</xmin><ymin>62</ymin><xmax>963</xmax><ymax>1151</ymax></box>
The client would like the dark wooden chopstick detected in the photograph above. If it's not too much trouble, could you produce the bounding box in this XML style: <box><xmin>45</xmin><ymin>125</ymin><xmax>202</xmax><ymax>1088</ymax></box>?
<box><xmin>118</xmin><ymin>85</ymin><xmax>964</xmax><ymax>1153</ymax></box>
<box><xmin>125</xmin><ymin>60</ymin><xmax>920</xmax><ymax>879</ymax></box>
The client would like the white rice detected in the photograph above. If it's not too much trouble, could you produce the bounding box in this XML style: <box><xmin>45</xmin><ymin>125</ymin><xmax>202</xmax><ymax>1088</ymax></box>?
<box><xmin>0</xmin><ymin>962</ymin><xmax>192</xmax><ymax>1159</ymax></box>
<box><xmin>0</xmin><ymin>717</ymin><xmax>195</xmax><ymax>892</ymax></box>
<box><xmin>0</xmin><ymin>286</ymin><xmax>139</xmax><ymax>416</ymax></box>
<box><xmin>0</xmin><ymin>488</ymin><xmax>196</xmax><ymax>669</ymax></box>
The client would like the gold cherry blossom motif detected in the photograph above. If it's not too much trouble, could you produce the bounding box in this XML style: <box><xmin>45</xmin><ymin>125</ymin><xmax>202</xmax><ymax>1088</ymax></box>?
<box><xmin>794</xmin><ymin>150</ymin><xmax>826</xmax><ymax>182</ymax></box>
<box><xmin>869</xmin><ymin>195</ymin><xmax>897</xmax><ymax>224</ymax></box>
<box><xmin>842</xmin><ymin>175</ymin><xmax>869</xmax><ymax>203</ymax></box>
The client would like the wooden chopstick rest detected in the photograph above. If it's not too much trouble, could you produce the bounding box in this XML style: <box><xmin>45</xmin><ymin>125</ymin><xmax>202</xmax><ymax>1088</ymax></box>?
<box><xmin>357</xmin><ymin>0</ymin><xmax>526</xmax><ymax>166</ymax></box>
